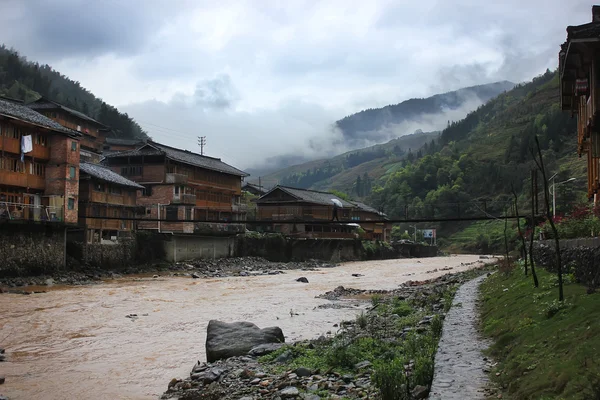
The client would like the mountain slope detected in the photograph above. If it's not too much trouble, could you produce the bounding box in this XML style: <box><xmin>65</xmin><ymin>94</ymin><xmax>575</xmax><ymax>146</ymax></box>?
<box><xmin>0</xmin><ymin>46</ymin><xmax>146</xmax><ymax>139</ymax></box>
<box><xmin>253</xmin><ymin>130</ymin><xmax>439</xmax><ymax>194</ymax></box>
<box><xmin>336</xmin><ymin>81</ymin><xmax>515</xmax><ymax>143</ymax></box>
<box><xmin>367</xmin><ymin>69</ymin><xmax>584</xmax><ymax>251</ymax></box>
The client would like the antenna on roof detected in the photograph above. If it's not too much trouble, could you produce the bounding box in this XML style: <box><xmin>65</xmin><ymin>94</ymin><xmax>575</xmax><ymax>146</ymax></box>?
<box><xmin>198</xmin><ymin>136</ymin><xmax>206</xmax><ymax>155</ymax></box>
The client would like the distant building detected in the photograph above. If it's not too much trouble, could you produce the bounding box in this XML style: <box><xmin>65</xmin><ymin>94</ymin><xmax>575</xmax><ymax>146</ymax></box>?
<box><xmin>255</xmin><ymin>185</ymin><xmax>391</xmax><ymax>241</ymax></box>
<box><xmin>102</xmin><ymin>141</ymin><xmax>249</xmax><ymax>234</ymax></box>
<box><xmin>242</xmin><ymin>182</ymin><xmax>267</xmax><ymax>196</ymax></box>
<box><xmin>28</xmin><ymin>97</ymin><xmax>107</xmax><ymax>162</ymax></box>
<box><xmin>102</xmin><ymin>136</ymin><xmax>145</xmax><ymax>154</ymax></box>
<box><xmin>560</xmin><ymin>6</ymin><xmax>600</xmax><ymax>201</ymax></box>
<box><xmin>0</xmin><ymin>97</ymin><xmax>81</xmax><ymax>224</ymax></box>
<box><xmin>78</xmin><ymin>162</ymin><xmax>144</xmax><ymax>243</ymax></box>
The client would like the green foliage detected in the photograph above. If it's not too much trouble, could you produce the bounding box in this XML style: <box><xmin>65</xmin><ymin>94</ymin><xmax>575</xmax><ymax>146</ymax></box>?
<box><xmin>0</xmin><ymin>46</ymin><xmax>146</xmax><ymax>139</ymax></box>
<box><xmin>331</xmin><ymin>190</ymin><xmax>350</xmax><ymax>201</ymax></box>
<box><xmin>391</xmin><ymin>298</ymin><xmax>413</xmax><ymax>317</ymax></box>
<box><xmin>373</xmin><ymin>358</ymin><xmax>408</xmax><ymax>400</ymax></box>
<box><xmin>480</xmin><ymin>268</ymin><xmax>600</xmax><ymax>399</ymax></box>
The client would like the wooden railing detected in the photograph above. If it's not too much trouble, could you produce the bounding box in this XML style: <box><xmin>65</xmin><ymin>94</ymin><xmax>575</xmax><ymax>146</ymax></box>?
<box><xmin>0</xmin><ymin>137</ymin><xmax>50</xmax><ymax>159</ymax></box>
<box><xmin>0</xmin><ymin>170</ymin><xmax>45</xmax><ymax>190</ymax></box>
<box><xmin>90</xmin><ymin>191</ymin><xmax>136</xmax><ymax>205</ymax></box>
<box><xmin>166</xmin><ymin>173</ymin><xmax>188</xmax><ymax>184</ymax></box>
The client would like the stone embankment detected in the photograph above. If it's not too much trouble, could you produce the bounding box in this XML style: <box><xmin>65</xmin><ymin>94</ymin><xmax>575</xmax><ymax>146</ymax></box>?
<box><xmin>0</xmin><ymin>257</ymin><xmax>336</xmax><ymax>292</ymax></box>
<box><xmin>162</xmin><ymin>265</ymin><xmax>493</xmax><ymax>400</ymax></box>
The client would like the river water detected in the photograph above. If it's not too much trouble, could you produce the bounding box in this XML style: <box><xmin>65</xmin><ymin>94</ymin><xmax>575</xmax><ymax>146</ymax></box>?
<box><xmin>0</xmin><ymin>255</ymin><xmax>485</xmax><ymax>400</ymax></box>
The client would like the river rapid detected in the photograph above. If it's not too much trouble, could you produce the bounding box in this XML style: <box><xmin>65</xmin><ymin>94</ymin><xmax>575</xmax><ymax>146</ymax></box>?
<box><xmin>0</xmin><ymin>255</ymin><xmax>487</xmax><ymax>400</ymax></box>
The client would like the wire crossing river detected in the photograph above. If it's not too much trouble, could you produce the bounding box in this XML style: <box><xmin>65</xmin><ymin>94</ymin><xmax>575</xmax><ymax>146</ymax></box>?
<box><xmin>0</xmin><ymin>256</ymin><xmax>485</xmax><ymax>400</ymax></box>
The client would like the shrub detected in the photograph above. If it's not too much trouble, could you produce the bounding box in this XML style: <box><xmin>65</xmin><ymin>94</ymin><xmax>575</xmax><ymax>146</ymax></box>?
<box><xmin>373</xmin><ymin>358</ymin><xmax>409</xmax><ymax>400</ymax></box>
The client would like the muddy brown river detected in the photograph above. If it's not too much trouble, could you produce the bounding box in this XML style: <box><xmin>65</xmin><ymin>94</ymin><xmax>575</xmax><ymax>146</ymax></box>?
<box><xmin>0</xmin><ymin>255</ymin><xmax>486</xmax><ymax>400</ymax></box>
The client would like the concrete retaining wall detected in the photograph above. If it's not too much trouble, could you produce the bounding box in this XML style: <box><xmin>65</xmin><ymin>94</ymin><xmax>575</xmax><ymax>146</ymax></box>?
<box><xmin>163</xmin><ymin>235</ymin><xmax>235</xmax><ymax>262</ymax></box>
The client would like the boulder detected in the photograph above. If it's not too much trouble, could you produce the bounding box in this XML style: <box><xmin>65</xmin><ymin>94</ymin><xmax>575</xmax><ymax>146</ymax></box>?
<box><xmin>296</xmin><ymin>277</ymin><xmax>309</xmax><ymax>283</ymax></box>
<box><xmin>206</xmin><ymin>320</ymin><xmax>285</xmax><ymax>362</ymax></box>
<box><xmin>412</xmin><ymin>384</ymin><xmax>429</xmax><ymax>399</ymax></box>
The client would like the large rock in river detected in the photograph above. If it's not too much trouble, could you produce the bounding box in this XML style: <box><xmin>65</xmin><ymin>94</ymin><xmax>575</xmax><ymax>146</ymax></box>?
<box><xmin>205</xmin><ymin>320</ymin><xmax>285</xmax><ymax>362</ymax></box>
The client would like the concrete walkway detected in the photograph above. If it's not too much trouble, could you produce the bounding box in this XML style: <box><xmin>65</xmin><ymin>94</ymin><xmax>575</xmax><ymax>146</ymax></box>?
<box><xmin>429</xmin><ymin>275</ymin><xmax>490</xmax><ymax>400</ymax></box>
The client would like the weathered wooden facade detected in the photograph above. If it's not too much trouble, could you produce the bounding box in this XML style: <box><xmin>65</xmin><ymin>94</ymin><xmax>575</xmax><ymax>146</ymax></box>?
<box><xmin>78</xmin><ymin>162</ymin><xmax>144</xmax><ymax>243</ymax></box>
<box><xmin>102</xmin><ymin>136</ymin><xmax>145</xmax><ymax>154</ymax></box>
<box><xmin>0</xmin><ymin>97</ymin><xmax>81</xmax><ymax>224</ymax></box>
<box><xmin>255</xmin><ymin>186</ymin><xmax>391</xmax><ymax>241</ymax></box>
<box><xmin>103</xmin><ymin>141</ymin><xmax>248</xmax><ymax>234</ymax></box>
<box><xmin>560</xmin><ymin>6</ymin><xmax>600</xmax><ymax>201</ymax></box>
<box><xmin>28</xmin><ymin>97</ymin><xmax>107</xmax><ymax>162</ymax></box>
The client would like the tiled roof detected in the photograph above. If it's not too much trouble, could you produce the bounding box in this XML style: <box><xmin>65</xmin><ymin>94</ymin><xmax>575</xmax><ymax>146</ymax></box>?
<box><xmin>0</xmin><ymin>97</ymin><xmax>81</xmax><ymax>136</ymax></box>
<box><xmin>28</xmin><ymin>97</ymin><xmax>106</xmax><ymax>127</ymax></box>
<box><xmin>105</xmin><ymin>141</ymin><xmax>249</xmax><ymax>177</ymax></box>
<box><xmin>350</xmin><ymin>200</ymin><xmax>387</xmax><ymax>217</ymax></box>
<box><xmin>567</xmin><ymin>22</ymin><xmax>600</xmax><ymax>40</ymax></box>
<box><xmin>104</xmin><ymin>137</ymin><xmax>144</xmax><ymax>146</ymax></box>
<box><xmin>260</xmin><ymin>186</ymin><xmax>355</xmax><ymax>207</ymax></box>
<box><xmin>79</xmin><ymin>162</ymin><xmax>144</xmax><ymax>189</ymax></box>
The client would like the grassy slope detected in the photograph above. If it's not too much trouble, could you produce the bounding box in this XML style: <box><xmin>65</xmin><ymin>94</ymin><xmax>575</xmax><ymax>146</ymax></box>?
<box><xmin>480</xmin><ymin>268</ymin><xmax>600</xmax><ymax>399</ymax></box>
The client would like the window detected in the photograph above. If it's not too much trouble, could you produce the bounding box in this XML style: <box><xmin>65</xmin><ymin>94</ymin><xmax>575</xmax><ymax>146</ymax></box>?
<box><xmin>68</xmin><ymin>198</ymin><xmax>75</xmax><ymax>210</ymax></box>
<box><xmin>166</xmin><ymin>206</ymin><xmax>178</xmax><ymax>221</ymax></box>
<box><xmin>29</xmin><ymin>163</ymin><xmax>46</xmax><ymax>176</ymax></box>
<box><xmin>69</xmin><ymin>166</ymin><xmax>76</xmax><ymax>179</ymax></box>
<box><xmin>143</xmin><ymin>185</ymin><xmax>153</xmax><ymax>196</ymax></box>
<box><xmin>185</xmin><ymin>207</ymin><xmax>192</xmax><ymax>221</ymax></box>
<box><xmin>146</xmin><ymin>208</ymin><xmax>152</xmax><ymax>215</ymax></box>
<box><xmin>34</xmin><ymin>134</ymin><xmax>47</xmax><ymax>147</ymax></box>
<box><xmin>71</xmin><ymin>141</ymin><xmax>77</xmax><ymax>151</ymax></box>
<box><xmin>94</xmin><ymin>183</ymin><xmax>105</xmax><ymax>192</ymax></box>
<box><xmin>121</xmin><ymin>166</ymin><xmax>142</xmax><ymax>176</ymax></box>
<box><xmin>110</xmin><ymin>186</ymin><xmax>122</xmax><ymax>195</ymax></box>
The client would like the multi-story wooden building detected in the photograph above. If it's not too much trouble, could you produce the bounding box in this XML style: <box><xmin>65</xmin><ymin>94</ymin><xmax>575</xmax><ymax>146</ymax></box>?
<box><xmin>102</xmin><ymin>136</ymin><xmax>145</xmax><ymax>154</ymax></box>
<box><xmin>560</xmin><ymin>6</ymin><xmax>600</xmax><ymax>201</ymax></box>
<box><xmin>28</xmin><ymin>97</ymin><xmax>107</xmax><ymax>162</ymax></box>
<box><xmin>78</xmin><ymin>162</ymin><xmax>144</xmax><ymax>243</ymax></box>
<box><xmin>103</xmin><ymin>141</ymin><xmax>248</xmax><ymax>234</ymax></box>
<box><xmin>0</xmin><ymin>97</ymin><xmax>81</xmax><ymax>224</ymax></box>
<box><xmin>255</xmin><ymin>185</ymin><xmax>391</xmax><ymax>241</ymax></box>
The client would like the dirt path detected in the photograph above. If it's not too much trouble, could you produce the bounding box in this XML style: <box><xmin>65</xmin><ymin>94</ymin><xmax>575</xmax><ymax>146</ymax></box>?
<box><xmin>429</xmin><ymin>274</ymin><xmax>490</xmax><ymax>400</ymax></box>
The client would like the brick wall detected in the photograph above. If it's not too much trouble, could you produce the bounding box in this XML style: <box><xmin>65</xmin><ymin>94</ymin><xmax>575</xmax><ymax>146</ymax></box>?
<box><xmin>45</xmin><ymin>134</ymin><xmax>80</xmax><ymax>224</ymax></box>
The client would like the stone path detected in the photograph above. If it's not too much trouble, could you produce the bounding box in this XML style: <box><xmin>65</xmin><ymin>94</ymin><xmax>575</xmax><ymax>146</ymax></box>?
<box><xmin>429</xmin><ymin>274</ymin><xmax>490</xmax><ymax>400</ymax></box>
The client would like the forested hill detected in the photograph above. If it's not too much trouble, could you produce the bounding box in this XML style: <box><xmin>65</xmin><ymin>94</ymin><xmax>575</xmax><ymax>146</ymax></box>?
<box><xmin>368</xmin><ymin>69</ymin><xmax>583</xmax><ymax>224</ymax></box>
<box><xmin>0</xmin><ymin>46</ymin><xmax>145</xmax><ymax>139</ymax></box>
<box><xmin>336</xmin><ymin>81</ymin><xmax>515</xmax><ymax>142</ymax></box>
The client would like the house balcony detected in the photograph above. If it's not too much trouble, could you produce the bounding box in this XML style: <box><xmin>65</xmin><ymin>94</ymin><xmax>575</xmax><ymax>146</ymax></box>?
<box><xmin>166</xmin><ymin>173</ymin><xmax>188</xmax><ymax>184</ymax></box>
<box><xmin>0</xmin><ymin>137</ymin><xmax>50</xmax><ymax>159</ymax></box>
<box><xmin>0</xmin><ymin>202</ymin><xmax>63</xmax><ymax>222</ymax></box>
<box><xmin>172</xmin><ymin>194</ymin><xmax>196</xmax><ymax>204</ymax></box>
<box><xmin>0</xmin><ymin>171</ymin><xmax>45</xmax><ymax>190</ymax></box>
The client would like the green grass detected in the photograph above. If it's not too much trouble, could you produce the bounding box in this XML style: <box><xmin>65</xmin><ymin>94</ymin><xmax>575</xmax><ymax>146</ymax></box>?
<box><xmin>444</xmin><ymin>219</ymin><xmax>518</xmax><ymax>254</ymax></box>
<box><xmin>480</xmin><ymin>267</ymin><xmax>600</xmax><ymax>399</ymax></box>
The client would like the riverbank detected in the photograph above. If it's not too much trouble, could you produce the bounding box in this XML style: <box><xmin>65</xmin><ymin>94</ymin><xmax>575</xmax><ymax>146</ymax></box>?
<box><xmin>479</xmin><ymin>266</ymin><xmax>600</xmax><ymax>399</ymax></box>
<box><xmin>0</xmin><ymin>257</ymin><xmax>336</xmax><ymax>292</ymax></box>
<box><xmin>162</xmin><ymin>264</ymin><xmax>496</xmax><ymax>400</ymax></box>
<box><xmin>0</xmin><ymin>256</ymin><xmax>490</xmax><ymax>400</ymax></box>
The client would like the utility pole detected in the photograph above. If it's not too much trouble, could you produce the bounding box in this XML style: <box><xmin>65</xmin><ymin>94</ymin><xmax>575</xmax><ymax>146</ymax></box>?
<box><xmin>198</xmin><ymin>136</ymin><xmax>206</xmax><ymax>155</ymax></box>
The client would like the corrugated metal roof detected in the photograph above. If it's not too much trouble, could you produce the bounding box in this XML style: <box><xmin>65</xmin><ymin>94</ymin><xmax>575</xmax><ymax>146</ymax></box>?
<box><xmin>80</xmin><ymin>162</ymin><xmax>144</xmax><ymax>189</ymax></box>
<box><xmin>0</xmin><ymin>97</ymin><xmax>81</xmax><ymax>137</ymax></box>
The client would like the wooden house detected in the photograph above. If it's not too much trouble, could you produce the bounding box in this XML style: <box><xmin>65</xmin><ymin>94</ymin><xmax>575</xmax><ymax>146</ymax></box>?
<box><xmin>0</xmin><ymin>97</ymin><xmax>81</xmax><ymax>224</ymax></box>
<box><xmin>102</xmin><ymin>141</ymin><xmax>248</xmax><ymax>234</ymax></box>
<box><xmin>255</xmin><ymin>185</ymin><xmax>391</xmax><ymax>241</ymax></box>
<box><xmin>560</xmin><ymin>6</ymin><xmax>600</xmax><ymax>201</ymax></box>
<box><xmin>28</xmin><ymin>97</ymin><xmax>107</xmax><ymax>162</ymax></box>
<box><xmin>102</xmin><ymin>136</ymin><xmax>145</xmax><ymax>154</ymax></box>
<box><xmin>78</xmin><ymin>162</ymin><xmax>144</xmax><ymax>243</ymax></box>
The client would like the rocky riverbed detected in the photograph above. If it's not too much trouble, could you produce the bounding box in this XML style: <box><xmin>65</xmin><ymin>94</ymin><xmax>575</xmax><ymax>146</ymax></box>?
<box><xmin>0</xmin><ymin>257</ymin><xmax>336</xmax><ymax>292</ymax></box>
<box><xmin>162</xmin><ymin>265</ymin><xmax>495</xmax><ymax>400</ymax></box>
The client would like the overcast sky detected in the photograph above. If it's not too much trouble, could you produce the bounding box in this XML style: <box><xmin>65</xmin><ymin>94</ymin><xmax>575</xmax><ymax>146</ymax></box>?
<box><xmin>0</xmin><ymin>0</ymin><xmax>592</xmax><ymax>171</ymax></box>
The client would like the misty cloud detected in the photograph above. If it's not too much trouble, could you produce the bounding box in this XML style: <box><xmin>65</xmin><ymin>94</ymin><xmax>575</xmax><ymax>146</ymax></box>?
<box><xmin>0</xmin><ymin>0</ymin><xmax>594</xmax><ymax>174</ymax></box>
